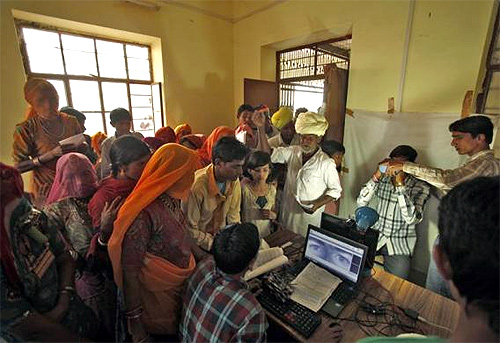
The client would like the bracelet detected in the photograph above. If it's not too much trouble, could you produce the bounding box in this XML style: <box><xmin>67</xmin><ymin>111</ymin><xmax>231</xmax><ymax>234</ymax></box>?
<box><xmin>126</xmin><ymin>306</ymin><xmax>144</xmax><ymax>317</ymax></box>
<box><xmin>127</xmin><ymin>312</ymin><xmax>144</xmax><ymax>320</ymax></box>
<box><xmin>394</xmin><ymin>182</ymin><xmax>405</xmax><ymax>187</ymax></box>
<box><xmin>32</xmin><ymin>157</ymin><xmax>42</xmax><ymax>166</ymax></box>
<box><xmin>97</xmin><ymin>234</ymin><xmax>108</xmax><ymax>246</ymax></box>
<box><xmin>371</xmin><ymin>175</ymin><xmax>380</xmax><ymax>183</ymax></box>
<box><xmin>59</xmin><ymin>286</ymin><xmax>75</xmax><ymax>293</ymax></box>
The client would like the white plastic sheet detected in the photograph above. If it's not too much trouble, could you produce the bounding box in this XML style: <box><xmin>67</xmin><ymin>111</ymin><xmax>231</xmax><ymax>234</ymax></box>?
<box><xmin>339</xmin><ymin>111</ymin><xmax>498</xmax><ymax>279</ymax></box>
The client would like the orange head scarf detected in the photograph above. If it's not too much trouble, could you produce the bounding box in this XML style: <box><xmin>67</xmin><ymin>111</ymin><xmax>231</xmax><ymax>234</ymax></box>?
<box><xmin>197</xmin><ymin>126</ymin><xmax>235</xmax><ymax>167</ymax></box>
<box><xmin>108</xmin><ymin>143</ymin><xmax>198</xmax><ymax>287</ymax></box>
<box><xmin>155</xmin><ymin>126</ymin><xmax>176</xmax><ymax>143</ymax></box>
<box><xmin>91</xmin><ymin>131</ymin><xmax>108</xmax><ymax>157</ymax></box>
<box><xmin>24</xmin><ymin>78</ymin><xmax>59</xmax><ymax>118</ymax></box>
<box><xmin>174</xmin><ymin>124</ymin><xmax>192</xmax><ymax>142</ymax></box>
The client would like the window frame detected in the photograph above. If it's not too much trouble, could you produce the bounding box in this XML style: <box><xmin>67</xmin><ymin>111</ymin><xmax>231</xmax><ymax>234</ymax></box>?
<box><xmin>476</xmin><ymin>8</ymin><xmax>499</xmax><ymax>114</ymax></box>
<box><xmin>15</xmin><ymin>20</ymin><xmax>161</xmax><ymax>135</ymax></box>
<box><xmin>276</xmin><ymin>35</ymin><xmax>351</xmax><ymax>108</ymax></box>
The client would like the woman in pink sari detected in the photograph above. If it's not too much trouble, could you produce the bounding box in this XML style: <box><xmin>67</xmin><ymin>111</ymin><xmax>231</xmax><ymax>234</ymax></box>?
<box><xmin>44</xmin><ymin>152</ymin><xmax>116</xmax><ymax>339</ymax></box>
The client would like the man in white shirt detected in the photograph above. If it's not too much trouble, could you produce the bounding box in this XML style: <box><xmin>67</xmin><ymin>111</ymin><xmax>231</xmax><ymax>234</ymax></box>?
<box><xmin>255</xmin><ymin>111</ymin><xmax>342</xmax><ymax>236</ymax></box>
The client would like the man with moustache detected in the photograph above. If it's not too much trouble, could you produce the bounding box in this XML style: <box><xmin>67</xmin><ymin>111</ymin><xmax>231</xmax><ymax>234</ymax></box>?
<box><xmin>254</xmin><ymin>111</ymin><xmax>342</xmax><ymax>236</ymax></box>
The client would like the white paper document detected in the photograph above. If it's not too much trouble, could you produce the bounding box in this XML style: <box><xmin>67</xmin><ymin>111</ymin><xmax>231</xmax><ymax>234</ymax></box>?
<box><xmin>290</xmin><ymin>262</ymin><xmax>342</xmax><ymax>312</ymax></box>
<box><xmin>59</xmin><ymin>133</ymin><xmax>85</xmax><ymax>147</ymax></box>
<box><xmin>244</xmin><ymin>247</ymin><xmax>288</xmax><ymax>281</ymax></box>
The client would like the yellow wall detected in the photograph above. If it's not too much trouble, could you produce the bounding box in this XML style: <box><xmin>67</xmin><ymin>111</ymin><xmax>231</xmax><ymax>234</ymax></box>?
<box><xmin>233</xmin><ymin>0</ymin><xmax>495</xmax><ymax>114</ymax></box>
<box><xmin>1</xmin><ymin>0</ymin><xmax>496</xmax><ymax>166</ymax></box>
<box><xmin>0</xmin><ymin>0</ymin><xmax>234</xmax><ymax>164</ymax></box>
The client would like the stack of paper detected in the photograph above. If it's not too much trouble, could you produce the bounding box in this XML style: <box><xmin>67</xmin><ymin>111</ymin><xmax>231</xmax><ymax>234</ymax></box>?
<box><xmin>290</xmin><ymin>263</ymin><xmax>341</xmax><ymax>312</ymax></box>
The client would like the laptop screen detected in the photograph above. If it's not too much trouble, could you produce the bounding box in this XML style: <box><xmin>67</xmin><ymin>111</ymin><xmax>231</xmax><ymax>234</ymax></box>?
<box><xmin>304</xmin><ymin>225</ymin><xmax>367</xmax><ymax>283</ymax></box>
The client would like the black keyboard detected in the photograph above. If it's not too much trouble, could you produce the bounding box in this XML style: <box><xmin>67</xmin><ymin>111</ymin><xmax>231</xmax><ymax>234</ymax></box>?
<box><xmin>257</xmin><ymin>289</ymin><xmax>322</xmax><ymax>338</ymax></box>
<box><xmin>330</xmin><ymin>282</ymin><xmax>357</xmax><ymax>304</ymax></box>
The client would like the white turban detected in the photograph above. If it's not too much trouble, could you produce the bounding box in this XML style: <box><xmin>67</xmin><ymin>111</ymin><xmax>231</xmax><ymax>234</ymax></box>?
<box><xmin>295</xmin><ymin>111</ymin><xmax>329</xmax><ymax>136</ymax></box>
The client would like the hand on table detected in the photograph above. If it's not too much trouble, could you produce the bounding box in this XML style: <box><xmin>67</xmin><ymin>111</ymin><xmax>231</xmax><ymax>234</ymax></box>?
<box><xmin>312</xmin><ymin>319</ymin><xmax>344</xmax><ymax>343</ymax></box>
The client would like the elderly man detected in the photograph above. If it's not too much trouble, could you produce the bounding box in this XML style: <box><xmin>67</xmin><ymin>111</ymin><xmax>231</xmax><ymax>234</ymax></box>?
<box><xmin>255</xmin><ymin>111</ymin><xmax>342</xmax><ymax>236</ymax></box>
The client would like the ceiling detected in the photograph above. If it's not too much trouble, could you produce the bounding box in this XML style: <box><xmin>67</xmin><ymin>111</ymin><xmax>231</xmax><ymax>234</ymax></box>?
<box><xmin>124</xmin><ymin>0</ymin><xmax>286</xmax><ymax>23</ymax></box>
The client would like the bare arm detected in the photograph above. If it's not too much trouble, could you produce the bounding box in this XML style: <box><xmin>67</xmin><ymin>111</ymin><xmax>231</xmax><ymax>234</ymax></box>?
<box><xmin>253</xmin><ymin>112</ymin><xmax>272</xmax><ymax>154</ymax></box>
<box><xmin>123</xmin><ymin>270</ymin><xmax>149</xmax><ymax>343</ymax></box>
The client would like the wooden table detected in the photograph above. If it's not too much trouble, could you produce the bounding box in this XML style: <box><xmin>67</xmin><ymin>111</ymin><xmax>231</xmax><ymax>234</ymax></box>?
<box><xmin>263</xmin><ymin>230</ymin><xmax>460</xmax><ymax>342</ymax></box>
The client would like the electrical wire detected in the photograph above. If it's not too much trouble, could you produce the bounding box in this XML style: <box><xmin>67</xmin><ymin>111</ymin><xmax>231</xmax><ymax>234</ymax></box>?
<box><xmin>418</xmin><ymin>316</ymin><xmax>452</xmax><ymax>332</ymax></box>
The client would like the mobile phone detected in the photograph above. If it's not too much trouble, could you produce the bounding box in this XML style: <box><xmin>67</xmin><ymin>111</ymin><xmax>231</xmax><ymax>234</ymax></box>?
<box><xmin>379</xmin><ymin>165</ymin><xmax>388</xmax><ymax>173</ymax></box>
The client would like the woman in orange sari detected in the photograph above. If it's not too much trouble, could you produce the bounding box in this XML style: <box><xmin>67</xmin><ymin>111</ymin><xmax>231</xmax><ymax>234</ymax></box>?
<box><xmin>196</xmin><ymin>126</ymin><xmax>235</xmax><ymax>168</ymax></box>
<box><xmin>12</xmin><ymin>78</ymin><xmax>83</xmax><ymax>205</ymax></box>
<box><xmin>108</xmin><ymin>144</ymin><xmax>204</xmax><ymax>342</ymax></box>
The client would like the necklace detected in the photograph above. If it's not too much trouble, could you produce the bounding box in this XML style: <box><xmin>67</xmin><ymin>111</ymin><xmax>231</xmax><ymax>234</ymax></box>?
<box><xmin>38</xmin><ymin>115</ymin><xmax>65</xmax><ymax>140</ymax></box>
<box><xmin>158</xmin><ymin>193</ymin><xmax>184</xmax><ymax>223</ymax></box>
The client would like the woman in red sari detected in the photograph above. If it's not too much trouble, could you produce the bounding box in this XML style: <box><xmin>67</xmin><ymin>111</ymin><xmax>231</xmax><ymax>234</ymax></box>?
<box><xmin>108</xmin><ymin>144</ymin><xmax>204</xmax><ymax>342</ymax></box>
<box><xmin>154</xmin><ymin>126</ymin><xmax>176</xmax><ymax>144</ymax></box>
<box><xmin>88</xmin><ymin>135</ymin><xmax>151</xmax><ymax>229</ymax></box>
<box><xmin>179</xmin><ymin>134</ymin><xmax>206</xmax><ymax>150</ymax></box>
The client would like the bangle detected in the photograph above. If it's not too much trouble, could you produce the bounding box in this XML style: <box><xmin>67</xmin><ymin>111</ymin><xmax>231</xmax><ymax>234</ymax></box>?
<box><xmin>127</xmin><ymin>312</ymin><xmax>144</xmax><ymax>320</ymax></box>
<box><xmin>97</xmin><ymin>234</ymin><xmax>108</xmax><ymax>246</ymax></box>
<box><xmin>59</xmin><ymin>286</ymin><xmax>75</xmax><ymax>293</ymax></box>
<box><xmin>394</xmin><ymin>182</ymin><xmax>404</xmax><ymax>187</ymax></box>
<box><xmin>126</xmin><ymin>306</ymin><xmax>144</xmax><ymax>317</ymax></box>
<box><xmin>372</xmin><ymin>175</ymin><xmax>380</xmax><ymax>183</ymax></box>
<box><xmin>32</xmin><ymin>157</ymin><xmax>42</xmax><ymax>166</ymax></box>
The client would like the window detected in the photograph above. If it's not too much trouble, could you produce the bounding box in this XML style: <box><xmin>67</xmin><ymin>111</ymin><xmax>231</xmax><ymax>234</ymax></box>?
<box><xmin>16</xmin><ymin>22</ymin><xmax>163</xmax><ymax>137</ymax></box>
<box><xmin>477</xmin><ymin>10</ymin><xmax>499</xmax><ymax>115</ymax></box>
<box><xmin>277</xmin><ymin>36</ymin><xmax>351</xmax><ymax>111</ymax></box>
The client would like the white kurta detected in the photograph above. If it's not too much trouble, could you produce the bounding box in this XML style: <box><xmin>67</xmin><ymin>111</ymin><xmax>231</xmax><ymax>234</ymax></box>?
<box><xmin>271</xmin><ymin>146</ymin><xmax>342</xmax><ymax>236</ymax></box>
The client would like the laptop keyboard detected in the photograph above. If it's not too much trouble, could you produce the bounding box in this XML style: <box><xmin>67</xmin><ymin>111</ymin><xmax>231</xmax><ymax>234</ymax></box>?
<box><xmin>257</xmin><ymin>288</ymin><xmax>322</xmax><ymax>338</ymax></box>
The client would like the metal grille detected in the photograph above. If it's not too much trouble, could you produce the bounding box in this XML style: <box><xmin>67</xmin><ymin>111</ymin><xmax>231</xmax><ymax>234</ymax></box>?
<box><xmin>277</xmin><ymin>36</ymin><xmax>351</xmax><ymax>108</ymax></box>
<box><xmin>279</xmin><ymin>80</ymin><xmax>324</xmax><ymax>108</ymax></box>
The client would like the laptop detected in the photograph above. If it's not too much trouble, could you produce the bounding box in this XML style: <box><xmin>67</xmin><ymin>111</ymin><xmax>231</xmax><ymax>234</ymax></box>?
<box><xmin>320</xmin><ymin>212</ymin><xmax>379</xmax><ymax>271</ymax></box>
<box><xmin>290</xmin><ymin>224</ymin><xmax>368</xmax><ymax>317</ymax></box>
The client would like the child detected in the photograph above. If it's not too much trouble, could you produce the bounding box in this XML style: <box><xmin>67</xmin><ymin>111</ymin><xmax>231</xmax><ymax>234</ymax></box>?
<box><xmin>241</xmin><ymin>151</ymin><xmax>277</xmax><ymax>242</ymax></box>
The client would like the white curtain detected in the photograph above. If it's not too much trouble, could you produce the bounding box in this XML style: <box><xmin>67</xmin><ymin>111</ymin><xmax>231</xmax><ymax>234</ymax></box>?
<box><xmin>339</xmin><ymin>111</ymin><xmax>499</xmax><ymax>279</ymax></box>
